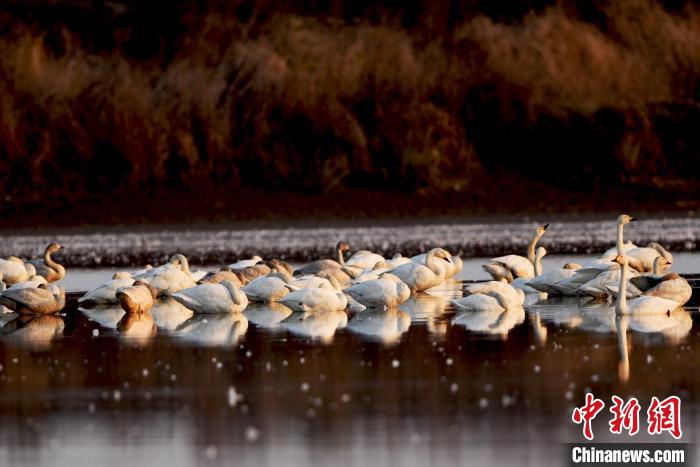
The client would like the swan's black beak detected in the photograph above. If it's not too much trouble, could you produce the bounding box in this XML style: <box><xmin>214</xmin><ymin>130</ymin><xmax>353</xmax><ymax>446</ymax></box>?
<box><xmin>543</xmin><ymin>223</ymin><xmax>550</xmax><ymax>230</ymax></box>
<box><xmin>630</xmin><ymin>217</ymin><xmax>638</xmax><ymax>222</ymax></box>
<box><xmin>445</xmin><ymin>256</ymin><xmax>453</xmax><ymax>264</ymax></box>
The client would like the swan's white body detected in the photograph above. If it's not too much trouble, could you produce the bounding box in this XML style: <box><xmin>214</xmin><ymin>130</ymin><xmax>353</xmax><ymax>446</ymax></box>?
<box><xmin>79</xmin><ymin>274</ymin><xmax>135</xmax><ymax>304</ymax></box>
<box><xmin>615</xmin><ymin>256</ymin><xmax>679</xmax><ymax>315</ymax></box>
<box><xmin>228</xmin><ymin>256</ymin><xmax>263</xmax><ymax>270</ymax></box>
<box><xmin>279</xmin><ymin>288</ymin><xmax>348</xmax><ymax>313</ymax></box>
<box><xmin>133</xmin><ymin>255</ymin><xmax>196</xmax><ymax>296</ymax></box>
<box><xmin>242</xmin><ymin>275</ymin><xmax>290</xmax><ymax>302</ymax></box>
<box><xmin>483</xmin><ymin>224</ymin><xmax>548</xmax><ymax>282</ymax></box>
<box><xmin>345</xmin><ymin>275</ymin><xmax>411</xmax><ymax>308</ymax></box>
<box><xmin>172</xmin><ymin>281</ymin><xmax>248</xmax><ymax>314</ymax></box>
<box><xmin>512</xmin><ymin>247</ymin><xmax>546</xmax><ymax>293</ymax></box>
<box><xmin>391</xmin><ymin>248</ymin><xmax>451</xmax><ymax>293</ymax></box>
<box><xmin>0</xmin><ymin>258</ymin><xmax>34</xmax><ymax>286</ymax></box>
<box><xmin>345</xmin><ymin>251</ymin><xmax>385</xmax><ymax>270</ymax></box>
<box><xmin>411</xmin><ymin>253</ymin><xmax>462</xmax><ymax>278</ymax></box>
<box><xmin>462</xmin><ymin>281</ymin><xmax>525</xmax><ymax>307</ymax></box>
<box><xmin>7</xmin><ymin>276</ymin><xmax>49</xmax><ymax>291</ymax></box>
<box><xmin>629</xmin><ymin>273</ymin><xmax>692</xmax><ymax>306</ymax></box>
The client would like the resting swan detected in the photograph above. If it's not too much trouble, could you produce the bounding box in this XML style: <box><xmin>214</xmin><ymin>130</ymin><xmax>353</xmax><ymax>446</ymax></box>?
<box><xmin>344</xmin><ymin>274</ymin><xmax>411</xmax><ymax>308</ymax></box>
<box><xmin>133</xmin><ymin>254</ymin><xmax>196</xmax><ymax>296</ymax></box>
<box><xmin>79</xmin><ymin>272</ymin><xmax>135</xmax><ymax>305</ymax></box>
<box><xmin>344</xmin><ymin>250</ymin><xmax>385</xmax><ymax>270</ymax></box>
<box><xmin>411</xmin><ymin>253</ymin><xmax>463</xmax><ymax>278</ymax></box>
<box><xmin>0</xmin><ymin>283</ymin><xmax>65</xmax><ymax>315</ymax></box>
<box><xmin>614</xmin><ymin>255</ymin><xmax>678</xmax><ymax>315</ymax></box>
<box><xmin>391</xmin><ymin>248</ymin><xmax>452</xmax><ymax>293</ymax></box>
<box><xmin>0</xmin><ymin>257</ymin><xmax>36</xmax><ymax>286</ymax></box>
<box><xmin>295</xmin><ymin>242</ymin><xmax>350</xmax><ymax>276</ymax></box>
<box><xmin>171</xmin><ymin>280</ymin><xmax>249</xmax><ymax>314</ymax></box>
<box><xmin>483</xmin><ymin>224</ymin><xmax>548</xmax><ymax>282</ymax></box>
<box><xmin>29</xmin><ymin>243</ymin><xmax>65</xmax><ymax>283</ymax></box>
<box><xmin>242</xmin><ymin>272</ymin><xmax>293</xmax><ymax>302</ymax></box>
<box><xmin>626</xmin><ymin>258</ymin><xmax>692</xmax><ymax>306</ymax></box>
<box><xmin>116</xmin><ymin>281</ymin><xmax>157</xmax><ymax>314</ymax></box>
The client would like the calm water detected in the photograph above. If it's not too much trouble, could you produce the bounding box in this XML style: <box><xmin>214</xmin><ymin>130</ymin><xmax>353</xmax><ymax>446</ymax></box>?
<box><xmin>0</xmin><ymin>255</ymin><xmax>698</xmax><ymax>467</ymax></box>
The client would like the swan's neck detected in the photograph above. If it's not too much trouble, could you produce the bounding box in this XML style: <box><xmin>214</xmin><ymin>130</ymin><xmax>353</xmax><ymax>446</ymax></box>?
<box><xmin>44</xmin><ymin>249</ymin><xmax>63</xmax><ymax>275</ymax></box>
<box><xmin>494</xmin><ymin>292</ymin><xmax>510</xmax><ymax>310</ymax></box>
<box><xmin>179</xmin><ymin>256</ymin><xmax>192</xmax><ymax>276</ymax></box>
<box><xmin>616</xmin><ymin>221</ymin><xmax>625</xmax><ymax>256</ymax></box>
<box><xmin>337</xmin><ymin>247</ymin><xmax>345</xmax><ymax>265</ymax></box>
<box><xmin>527</xmin><ymin>231</ymin><xmax>543</xmax><ymax>265</ymax></box>
<box><xmin>615</xmin><ymin>258</ymin><xmax>629</xmax><ymax>315</ymax></box>
<box><xmin>652</xmin><ymin>257</ymin><xmax>661</xmax><ymax>275</ymax></box>
<box><xmin>223</xmin><ymin>281</ymin><xmax>243</xmax><ymax>304</ymax></box>
<box><xmin>426</xmin><ymin>252</ymin><xmax>446</xmax><ymax>280</ymax></box>
<box><xmin>534</xmin><ymin>253</ymin><xmax>543</xmax><ymax>276</ymax></box>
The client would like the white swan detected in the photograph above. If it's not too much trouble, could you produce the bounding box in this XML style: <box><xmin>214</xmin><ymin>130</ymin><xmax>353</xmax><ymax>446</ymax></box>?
<box><xmin>116</xmin><ymin>281</ymin><xmax>157</xmax><ymax>314</ymax></box>
<box><xmin>526</xmin><ymin>262</ymin><xmax>581</xmax><ymax>294</ymax></box>
<box><xmin>133</xmin><ymin>254</ymin><xmax>196</xmax><ymax>296</ymax></box>
<box><xmin>344</xmin><ymin>274</ymin><xmax>411</xmax><ymax>308</ymax></box>
<box><xmin>625</xmin><ymin>243</ymin><xmax>673</xmax><ymax>272</ymax></box>
<box><xmin>451</xmin><ymin>288</ymin><xmax>520</xmax><ymax>313</ymax></box>
<box><xmin>614</xmin><ymin>255</ymin><xmax>678</xmax><ymax>315</ymax></box>
<box><xmin>176</xmin><ymin>313</ymin><xmax>248</xmax><ymax>347</ymax></box>
<box><xmin>0</xmin><ymin>283</ymin><xmax>65</xmax><ymax>315</ymax></box>
<box><xmin>411</xmin><ymin>252</ymin><xmax>462</xmax><ymax>278</ymax></box>
<box><xmin>346</xmin><ymin>308</ymin><xmax>411</xmax><ymax>344</ymax></box>
<box><xmin>228</xmin><ymin>255</ymin><xmax>263</xmax><ymax>270</ymax></box>
<box><xmin>483</xmin><ymin>224</ymin><xmax>548</xmax><ymax>282</ymax></box>
<box><xmin>295</xmin><ymin>242</ymin><xmax>351</xmax><ymax>276</ymax></box>
<box><xmin>78</xmin><ymin>272</ymin><xmax>134</xmax><ymax>305</ymax></box>
<box><xmin>391</xmin><ymin>248</ymin><xmax>452</xmax><ymax>293</ymax></box>
<box><xmin>0</xmin><ymin>257</ymin><xmax>35</xmax><ymax>286</ymax></box>
<box><xmin>512</xmin><ymin>247</ymin><xmax>546</xmax><ymax>293</ymax></box>
<box><xmin>242</xmin><ymin>273</ymin><xmax>292</xmax><ymax>302</ymax></box>
<box><xmin>345</xmin><ymin>250</ymin><xmax>386</xmax><ymax>270</ymax></box>
<box><xmin>279</xmin><ymin>288</ymin><xmax>348</xmax><ymax>313</ymax></box>
<box><xmin>7</xmin><ymin>275</ymin><xmax>49</xmax><ymax>291</ymax></box>
<box><xmin>628</xmin><ymin>270</ymin><xmax>692</xmax><ymax>306</ymax></box>
<box><xmin>171</xmin><ymin>280</ymin><xmax>249</xmax><ymax>314</ymax></box>
<box><xmin>29</xmin><ymin>243</ymin><xmax>65</xmax><ymax>283</ymax></box>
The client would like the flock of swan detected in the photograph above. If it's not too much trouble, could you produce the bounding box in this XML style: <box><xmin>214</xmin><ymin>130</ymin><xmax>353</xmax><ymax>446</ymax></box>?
<box><xmin>0</xmin><ymin>214</ymin><xmax>693</xmax><ymax>345</ymax></box>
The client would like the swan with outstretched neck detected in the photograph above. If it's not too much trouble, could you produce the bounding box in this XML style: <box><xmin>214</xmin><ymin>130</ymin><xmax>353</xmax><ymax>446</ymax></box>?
<box><xmin>483</xmin><ymin>224</ymin><xmax>548</xmax><ymax>282</ymax></box>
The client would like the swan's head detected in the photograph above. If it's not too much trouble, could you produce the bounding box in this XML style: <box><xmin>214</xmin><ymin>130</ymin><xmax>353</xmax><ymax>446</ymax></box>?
<box><xmin>429</xmin><ymin>248</ymin><xmax>452</xmax><ymax>263</ymax></box>
<box><xmin>336</xmin><ymin>241</ymin><xmax>351</xmax><ymax>253</ymax></box>
<box><xmin>652</xmin><ymin>256</ymin><xmax>670</xmax><ymax>274</ymax></box>
<box><xmin>45</xmin><ymin>242</ymin><xmax>62</xmax><ymax>254</ymax></box>
<box><xmin>169</xmin><ymin>254</ymin><xmax>190</xmax><ymax>272</ymax></box>
<box><xmin>373</xmin><ymin>261</ymin><xmax>390</xmax><ymax>270</ymax></box>
<box><xmin>618</xmin><ymin>214</ymin><xmax>637</xmax><ymax>225</ymax></box>
<box><xmin>251</xmin><ymin>255</ymin><xmax>263</xmax><ymax>263</ymax></box>
<box><xmin>612</xmin><ymin>255</ymin><xmax>628</xmax><ymax>266</ymax></box>
<box><xmin>133</xmin><ymin>280</ymin><xmax>158</xmax><ymax>299</ymax></box>
<box><xmin>647</xmin><ymin>242</ymin><xmax>673</xmax><ymax>264</ymax></box>
<box><xmin>536</xmin><ymin>224</ymin><xmax>549</xmax><ymax>236</ymax></box>
<box><xmin>113</xmin><ymin>271</ymin><xmax>132</xmax><ymax>279</ymax></box>
<box><xmin>563</xmin><ymin>262</ymin><xmax>582</xmax><ymax>270</ymax></box>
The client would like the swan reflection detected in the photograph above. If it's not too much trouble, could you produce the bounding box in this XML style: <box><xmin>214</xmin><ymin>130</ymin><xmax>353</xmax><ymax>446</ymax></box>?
<box><xmin>149</xmin><ymin>297</ymin><xmax>194</xmax><ymax>331</ymax></box>
<box><xmin>347</xmin><ymin>308</ymin><xmax>411</xmax><ymax>345</ymax></box>
<box><xmin>117</xmin><ymin>311</ymin><xmax>157</xmax><ymax>345</ymax></box>
<box><xmin>80</xmin><ymin>305</ymin><xmax>125</xmax><ymax>329</ymax></box>
<box><xmin>279</xmin><ymin>310</ymin><xmax>347</xmax><ymax>344</ymax></box>
<box><xmin>245</xmin><ymin>302</ymin><xmax>293</xmax><ymax>328</ymax></box>
<box><xmin>176</xmin><ymin>312</ymin><xmax>248</xmax><ymax>347</ymax></box>
<box><xmin>0</xmin><ymin>315</ymin><xmax>64</xmax><ymax>349</ymax></box>
<box><xmin>400</xmin><ymin>292</ymin><xmax>450</xmax><ymax>337</ymax></box>
<box><xmin>452</xmin><ymin>306</ymin><xmax>525</xmax><ymax>338</ymax></box>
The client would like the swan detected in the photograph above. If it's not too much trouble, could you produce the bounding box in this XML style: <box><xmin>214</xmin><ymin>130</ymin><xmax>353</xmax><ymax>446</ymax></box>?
<box><xmin>228</xmin><ymin>255</ymin><xmax>263</xmax><ymax>270</ymax></box>
<box><xmin>189</xmin><ymin>268</ymin><xmax>208</xmax><ymax>282</ymax></box>
<box><xmin>245</xmin><ymin>302</ymin><xmax>294</xmax><ymax>327</ymax></box>
<box><xmin>0</xmin><ymin>283</ymin><xmax>65</xmax><ymax>315</ymax></box>
<box><xmin>242</xmin><ymin>273</ymin><xmax>292</xmax><ymax>302</ymax></box>
<box><xmin>614</xmin><ymin>255</ymin><xmax>678</xmax><ymax>315</ymax></box>
<box><xmin>391</xmin><ymin>248</ymin><xmax>452</xmax><ymax>293</ymax></box>
<box><xmin>483</xmin><ymin>224</ymin><xmax>548</xmax><ymax>282</ymax></box>
<box><xmin>199</xmin><ymin>268</ymin><xmax>244</xmax><ymax>287</ymax></box>
<box><xmin>346</xmin><ymin>308</ymin><xmax>411</xmax><ymax>344</ymax></box>
<box><xmin>0</xmin><ymin>257</ymin><xmax>35</xmax><ymax>286</ymax></box>
<box><xmin>29</xmin><ymin>243</ymin><xmax>65</xmax><ymax>283</ymax></box>
<box><xmin>345</xmin><ymin>250</ymin><xmax>385</xmax><ymax>270</ymax></box>
<box><xmin>149</xmin><ymin>297</ymin><xmax>194</xmax><ymax>331</ymax></box>
<box><xmin>295</xmin><ymin>242</ymin><xmax>351</xmax><ymax>276</ymax></box>
<box><xmin>78</xmin><ymin>272</ymin><xmax>135</xmax><ymax>305</ymax></box>
<box><xmin>512</xmin><ymin>247</ymin><xmax>546</xmax><ymax>293</ymax></box>
<box><xmin>411</xmin><ymin>253</ymin><xmax>463</xmax><ymax>278</ymax></box>
<box><xmin>344</xmin><ymin>274</ymin><xmax>411</xmax><ymax>308</ymax></box>
<box><xmin>7</xmin><ymin>275</ymin><xmax>49</xmax><ymax>291</ymax></box>
<box><xmin>171</xmin><ymin>280</ymin><xmax>248</xmax><ymax>314</ymax></box>
<box><xmin>133</xmin><ymin>254</ymin><xmax>196</xmax><ymax>296</ymax></box>
<box><xmin>176</xmin><ymin>313</ymin><xmax>249</xmax><ymax>347</ymax></box>
<box><xmin>462</xmin><ymin>281</ymin><xmax>525</xmax><ymax>307</ymax></box>
<box><xmin>625</xmin><ymin>243</ymin><xmax>673</xmax><ymax>272</ymax></box>
<box><xmin>116</xmin><ymin>281</ymin><xmax>157</xmax><ymax>314</ymax></box>
<box><xmin>526</xmin><ymin>262</ymin><xmax>582</xmax><ymax>294</ymax></box>
<box><xmin>279</xmin><ymin>309</ymin><xmax>347</xmax><ymax>343</ymax></box>
<box><xmin>279</xmin><ymin>288</ymin><xmax>348</xmax><ymax>313</ymax></box>
<box><xmin>288</xmin><ymin>274</ymin><xmax>342</xmax><ymax>291</ymax></box>
<box><xmin>627</xmin><ymin>268</ymin><xmax>692</xmax><ymax>306</ymax></box>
